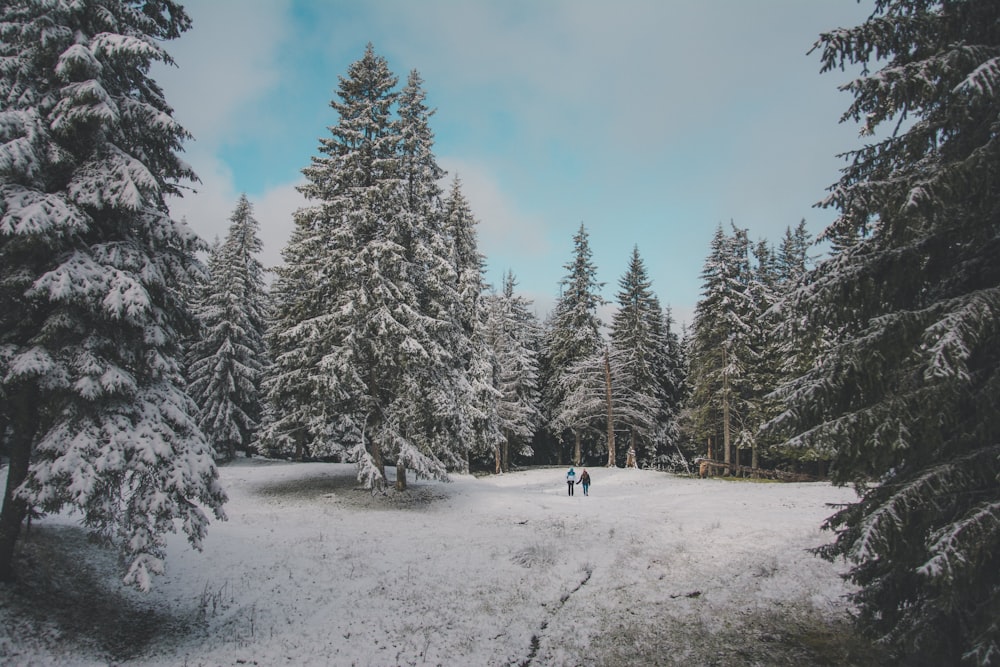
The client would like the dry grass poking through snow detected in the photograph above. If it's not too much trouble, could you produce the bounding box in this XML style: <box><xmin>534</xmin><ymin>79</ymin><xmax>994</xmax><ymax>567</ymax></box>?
<box><xmin>0</xmin><ymin>460</ymin><xmax>889</xmax><ymax>666</ymax></box>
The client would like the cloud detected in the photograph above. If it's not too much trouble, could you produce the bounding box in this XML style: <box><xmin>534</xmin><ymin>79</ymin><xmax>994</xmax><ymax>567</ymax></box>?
<box><xmin>440</xmin><ymin>156</ymin><xmax>549</xmax><ymax>259</ymax></box>
<box><xmin>252</xmin><ymin>181</ymin><xmax>307</xmax><ymax>272</ymax></box>
<box><xmin>166</xmin><ymin>148</ymin><xmax>302</xmax><ymax>274</ymax></box>
<box><xmin>154</xmin><ymin>0</ymin><xmax>292</xmax><ymax>145</ymax></box>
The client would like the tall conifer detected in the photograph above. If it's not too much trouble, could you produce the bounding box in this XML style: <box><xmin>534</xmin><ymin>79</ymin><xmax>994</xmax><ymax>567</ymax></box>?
<box><xmin>187</xmin><ymin>194</ymin><xmax>268</xmax><ymax>462</ymax></box>
<box><xmin>769</xmin><ymin>2</ymin><xmax>1000</xmax><ymax>662</ymax></box>
<box><xmin>0</xmin><ymin>0</ymin><xmax>226</xmax><ymax>589</ymax></box>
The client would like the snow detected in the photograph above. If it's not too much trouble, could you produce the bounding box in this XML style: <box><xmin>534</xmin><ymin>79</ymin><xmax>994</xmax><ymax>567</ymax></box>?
<box><xmin>1</xmin><ymin>460</ymin><xmax>866</xmax><ymax>666</ymax></box>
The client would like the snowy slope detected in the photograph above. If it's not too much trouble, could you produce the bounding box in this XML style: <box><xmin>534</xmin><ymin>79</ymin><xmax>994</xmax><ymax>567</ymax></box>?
<box><xmin>1</xmin><ymin>460</ymin><xmax>879</xmax><ymax>666</ymax></box>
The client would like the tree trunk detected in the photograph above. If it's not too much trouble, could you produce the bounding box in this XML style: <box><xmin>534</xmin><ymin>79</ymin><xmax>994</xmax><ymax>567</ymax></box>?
<box><xmin>0</xmin><ymin>392</ymin><xmax>39</xmax><ymax>582</ymax></box>
<box><xmin>751</xmin><ymin>440</ymin><xmax>759</xmax><ymax>473</ymax></box>
<box><xmin>494</xmin><ymin>445</ymin><xmax>502</xmax><ymax>475</ymax></box>
<box><xmin>502</xmin><ymin>433</ymin><xmax>510</xmax><ymax>473</ymax></box>
<box><xmin>722</xmin><ymin>344</ymin><xmax>732</xmax><ymax>475</ymax></box>
<box><xmin>371</xmin><ymin>438</ymin><xmax>386</xmax><ymax>483</ymax></box>
<box><xmin>395</xmin><ymin>457</ymin><xmax>407</xmax><ymax>491</ymax></box>
<box><xmin>604</xmin><ymin>347</ymin><xmax>615</xmax><ymax>467</ymax></box>
<box><xmin>573</xmin><ymin>430</ymin><xmax>582</xmax><ymax>467</ymax></box>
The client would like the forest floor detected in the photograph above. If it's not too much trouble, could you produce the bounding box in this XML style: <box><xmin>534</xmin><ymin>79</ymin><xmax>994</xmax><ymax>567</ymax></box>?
<box><xmin>0</xmin><ymin>460</ymin><xmax>891</xmax><ymax>666</ymax></box>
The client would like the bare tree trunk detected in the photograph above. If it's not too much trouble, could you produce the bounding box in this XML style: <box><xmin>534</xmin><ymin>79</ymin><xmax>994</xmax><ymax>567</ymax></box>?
<box><xmin>751</xmin><ymin>440</ymin><xmax>759</xmax><ymax>473</ymax></box>
<box><xmin>0</xmin><ymin>392</ymin><xmax>38</xmax><ymax>582</ymax></box>
<box><xmin>494</xmin><ymin>445</ymin><xmax>502</xmax><ymax>475</ymax></box>
<box><xmin>395</xmin><ymin>457</ymin><xmax>407</xmax><ymax>491</ymax></box>
<box><xmin>573</xmin><ymin>430</ymin><xmax>582</xmax><ymax>467</ymax></box>
<box><xmin>371</xmin><ymin>438</ymin><xmax>386</xmax><ymax>483</ymax></box>
<box><xmin>722</xmin><ymin>344</ymin><xmax>732</xmax><ymax>476</ymax></box>
<box><xmin>501</xmin><ymin>433</ymin><xmax>510</xmax><ymax>473</ymax></box>
<box><xmin>604</xmin><ymin>347</ymin><xmax>616</xmax><ymax>467</ymax></box>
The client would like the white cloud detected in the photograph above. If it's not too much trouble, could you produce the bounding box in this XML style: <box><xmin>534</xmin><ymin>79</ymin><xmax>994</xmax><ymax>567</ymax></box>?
<box><xmin>166</xmin><ymin>149</ymin><xmax>301</xmax><ymax>273</ymax></box>
<box><xmin>440</xmin><ymin>156</ymin><xmax>550</xmax><ymax>260</ymax></box>
<box><xmin>252</xmin><ymin>181</ymin><xmax>307</xmax><ymax>272</ymax></box>
<box><xmin>154</xmin><ymin>0</ymin><xmax>292</xmax><ymax>145</ymax></box>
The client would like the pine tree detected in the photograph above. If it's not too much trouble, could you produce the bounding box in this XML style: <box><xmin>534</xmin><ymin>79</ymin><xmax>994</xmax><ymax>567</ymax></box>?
<box><xmin>543</xmin><ymin>224</ymin><xmax>606</xmax><ymax>465</ymax></box>
<box><xmin>390</xmin><ymin>71</ymin><xmax>470</xmax><ymax>489</ymax></box>
<box><xmin>485</xmin><ymin>271</ymin><xmax>543</xmax><ymax>472</ymax></box>
<box><xmin>0</xmin><ymin>0</ymin><xmax>226</xmax><ymax>590</ymax></box>
<box><xmin>442</xmin><ymin>177</ymin><xmax>501</xmax><ymax>474</ymax></box>
<box><xmin>686</xmin><ymin>223</ymin><xmax>755</xmax><ymax>472</ymax></box>
<box><xmin>610</xmin><ymin>246</ymin><xmax>675</xmax><ymax>467</ymax></box>
<box><xmin>260</xmin><ymin>46</ymin><xmax>464</xmax><ymax>491</ymax></box>
<box><xmin>186</xmin><ymin>194</ymin><xmax>268</xmax><ymax>462</ymax></box>
<box><xmin>768</xmin><ymin>2</ymin><xmax>1000</xmax><ymax>662</ymax></box>
<box><xmin>655</xmin><ymin>306</ymin><xmax>688</xmax><ymax>468</ymax></box>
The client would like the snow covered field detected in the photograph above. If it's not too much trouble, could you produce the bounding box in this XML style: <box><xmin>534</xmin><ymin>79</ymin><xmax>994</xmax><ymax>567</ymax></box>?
<box><xmin>1</xmin><ymin>461</ymin><xmax>885</xmax><ymax>666</ymax></box>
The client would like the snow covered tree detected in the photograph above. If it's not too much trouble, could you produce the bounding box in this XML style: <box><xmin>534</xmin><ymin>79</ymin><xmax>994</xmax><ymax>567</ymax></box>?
<box><xmin>390</xmin><ymin>72</ymin><xmax>471</xmax><ymax>489</ymax></box>
<box><xmin>0</xmin><ymin>0</ymin><xmax>226</xmax><ymax>590</ymax></box>
<box><xmin>442</xmin><ymin>177</ymin><xmax>501</xmax><ymax>475</ymax></box>
<box><xmin>656</xmin><ymin>306</ymin><xmax>688</xmax><ymax>468</ymax></box>
<box><xmin>482</xmin><ymin>271</ymin><xmax>543</xmax><ymax>472</ymax></box>
<box><xmin>542</xmin><ymin>224</ymin><xmax>606</xmax><ymax>465</ymax></box>
<box><xmin>551</xmin><ymin>344</ymin><xmax>657</xmax><ymax>468</ymax></box>
<box><xmin>686</xmin><ymin>224</ymin><xmax>755</xmax><ymax>472</ymax></box>
<box><xmin>767</xmin><ymin>2</ymin><xmax>1000</xmax><ymax>663</ymax></box>
<box><xmin>260</xmin><ymin>46</ymin><xmax>463</xmax><ymax>491</ymax></box>
<box><xmin>610</xmin><ymin>246</ymin><xmax>681</xmax><ymax>468</ymax></box>
<box><xmin>256</xmin><ymin>200</ymin><xmax>339</xmax><ymax>461</ymax></box>
<box><xmin>186</xmin><ymin>194</ymin><xmax>268</xmax><ymax>462</ymax></box>
<box><xmin>776</xmin><ymin>219</ymin><xmax>811</xmax><ymax>287</ymax></box>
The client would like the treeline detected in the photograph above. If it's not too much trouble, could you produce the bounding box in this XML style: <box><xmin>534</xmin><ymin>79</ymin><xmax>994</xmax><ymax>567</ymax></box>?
<box><xmin>182</xmin><ymin>48</ymin><xmax>852</xmax><ymax>481</ymax></box>
<box><xmin>187</xmin><ymin>45</ymin><xmax>691</xmax><ymax>479</ymax></box>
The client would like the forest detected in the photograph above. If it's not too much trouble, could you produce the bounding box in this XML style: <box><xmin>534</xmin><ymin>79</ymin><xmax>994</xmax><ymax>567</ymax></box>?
<box><xmin>1</xmin><ymin>0</ymin><xmax>998</xmax><ymax>665</ymax></box>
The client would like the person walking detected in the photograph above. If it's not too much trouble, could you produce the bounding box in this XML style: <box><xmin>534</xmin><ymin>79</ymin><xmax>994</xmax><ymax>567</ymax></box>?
<box><xmin>566</xmin><ymin>467</ymin><xmax>576</xmax><ymax>496</ymax></box>
<box><xmin>579</xmin><ymin>469</ymin><xmax>591</xmax><ymax>496</ymax></box>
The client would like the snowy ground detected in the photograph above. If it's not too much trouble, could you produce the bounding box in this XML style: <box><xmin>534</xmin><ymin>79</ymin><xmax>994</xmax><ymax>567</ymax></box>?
<box><xmin>1</xmin><ymin>460</ymin><xmax>887</xmax><ymax>666</ymax></box>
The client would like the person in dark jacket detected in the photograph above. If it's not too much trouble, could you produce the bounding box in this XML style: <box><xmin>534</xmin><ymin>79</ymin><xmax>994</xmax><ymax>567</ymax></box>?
<box><xmin>579</xmin><ymin>469</ymin><xmax>591</xmax><ymax>496</ymax></box>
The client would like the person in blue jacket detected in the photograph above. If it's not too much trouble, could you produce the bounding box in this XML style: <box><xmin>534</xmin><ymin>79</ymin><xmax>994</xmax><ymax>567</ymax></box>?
<box><xmin>566</xmin><ymin>467</ymin><xmax>576</xmax><ymax>496</ymax></box>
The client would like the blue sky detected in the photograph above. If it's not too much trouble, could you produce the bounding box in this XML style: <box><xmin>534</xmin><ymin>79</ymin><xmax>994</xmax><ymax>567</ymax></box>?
<box><xmin>153</xmin><ymin>0</ymin><xmax>872</xmax><ymax>326</ymax></box>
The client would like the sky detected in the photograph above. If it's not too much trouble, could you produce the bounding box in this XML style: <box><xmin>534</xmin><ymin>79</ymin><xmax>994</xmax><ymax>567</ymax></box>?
<box><xmin>152</xmin><ymin>0</ymin><xmax>873</xmax><ymax>326</ymax></box>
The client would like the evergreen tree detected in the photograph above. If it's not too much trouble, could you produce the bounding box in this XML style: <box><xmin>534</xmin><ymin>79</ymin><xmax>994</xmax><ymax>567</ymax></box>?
<box><xmin>484</xmin><ymin>271</ymin><xmax>543</xmax><ymax>472</ymax></box>
<box><xmin>256</xmin><ymin>201</ymin><xmax>339</xmax><ymax>460</ymax></box>
<box><xmin>768</xmin><ymin>2</ymin><xmax>1000</xmax><ymax>662</ymax></box>
<box><xmin>610</xmin><ymin>246</ymin><xmax>675</xmax><ymax>467</ymax></box>
<box><xmin>686</xmin><ymin>223</ymin><xmax>755</xmax><ymax>471</ymax></box>
<box><xmin>655</xmin><ymin>306</ymin><xmax>688</xmax><ymax>468</ymax></box>
<box><xmin>186</xmin><ymin>194</ymin><xmax>268</xmax><ymax>462</ymax></box>
<box><xmin>0</xmin><ymin>0</ymin><xmax>226</xmax><ymax>589</ymax></box>
<box><xmin>776</xmin><ymin>219</ymin><xmax>811</xmax><ymax>287</ymax></box>
<box><xmin>441</xmin><ymin>176</ymin><xmax>498</xmax><ymax>475</ymax></box>
<box><xmin>260</xmin><ymin>46</ymin><xmax>464</xmax><ymax>490</ymax></box>
<box><xmin>745</xmin><ymin>238</ymin><xmax>780</xmax><ymax>470</ymax></box>
<box><xmin>543</xmin><ymin>224</ymin><xmax>606</xmax><ymax>465</ymax></box>
<box><xmin>390</xmin><ymin>71</ymin><xmax>469</xmax><ymax>489</ymax></box>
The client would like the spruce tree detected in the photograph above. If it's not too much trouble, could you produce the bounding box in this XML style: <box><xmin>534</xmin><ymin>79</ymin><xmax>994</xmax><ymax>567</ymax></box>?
<box><xmin>610</xmin><ymin>246</ymin><xmax>674</xmax><ymax>467</ymax></box>
<box><xmin>655</xmin><ymin>306</ymin><xmax>688</xmax><ymax>468</ymax></box>
<box><xmin>543</xmin><ymin>224</ymin><xmax>606</xmax><ymax>465</ymax></box>
<box><xmin>769</xmin><ymin>1</ymin><xmax>1000</xmax><ymax>662</ymax></box>
<box><xmin>442</xmin><ymin>177</ymin><xmax>500</xmax><ymax>474</ymax></box>
<box><xmin>0</xmin><ymin>0</ymin><xmax>226</xmax><ymax>589</ymax></box>
<box><xmin>186</xmin><ymin>194</ymin><xmax>268</xmax><ymax>462</ymax></box>
<box><xmin>686</xmin><ymin>224</ymin><xmax>755</xmax><ymax>471</ymax></box>
<box><xmin>486</xmin><ymin>271</ymin><xmax>543</xmax><ymax>472</ymax></box>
